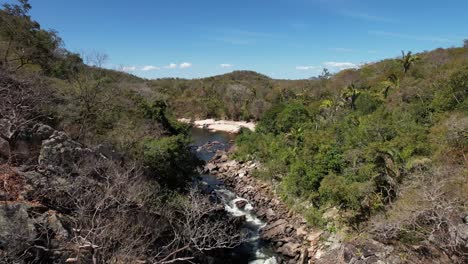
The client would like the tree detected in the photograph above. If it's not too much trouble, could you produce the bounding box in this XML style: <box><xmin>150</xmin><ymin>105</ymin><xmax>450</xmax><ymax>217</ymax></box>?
<box><xmin>0</xmin><ymin>0</ymin><xmax>62</xmax><ymax>72</ymax></box>
<box><xmin>398</xmin><ymin>51</ymin><xmax>420</xmax><ymax>74</ymax></box>
<box><xmin>382</xmin><ymin>73</ymin><xmax>400</xmax><ymax>98</ymax></box>
<box><xmin>319</xmin><ymin>68</ymin><xmax>332</xmax><ymax>80</ymax></box>
<box><xmin>341</xmin><ymin>83</ymin><xmax>360</xmax><ymax>110</ymax></box>
<box><xmin>464</xmin><ymin>39</ymin><xmax>468</xmax><ymax>48</ymax></box>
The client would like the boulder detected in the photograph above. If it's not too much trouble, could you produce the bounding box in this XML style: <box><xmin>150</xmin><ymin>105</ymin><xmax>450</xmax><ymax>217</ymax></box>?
<box><xmin>0</xmin><ymin>203</ymin><xmax>36</xmax><ymax>254</ymax></box>
<box><xmin>33</xmin><ymin>123</ymin><xmax>54</xmax><ymax>141</ymax></box>
<box><xmin>38</xmin><ymin>130</ymin><xmax>94</xmax><ymax>173</ymax></box>
<box><xmin>276</xmin><ymin>242</ymin><xmax>302</xmax><ymax>257</ymax></box>
<box><xmin>205</xmin><ymin>163</ymin><xmax>218</xmax><ymax>172</ymax></box>
<box><xmin>220</xmin><ymin>154</ymin><xmax>229</xmax><ymax>162</ymax></box>
<box><xmin>266</xmin><ymin>208</ymin><xmax>277</xmax><ymax>221</ymax></box>
<box><xmin>0</xmin><ymin>137</ymin><xmax>10</xmax><ymax>158</ymax></box>
<box><xmin>0</xmin><ymin>119</ymin><xmax>13</xmax><ymax>139</ymax></box>
<box><xmin>261</xmin><ymin>219</ymin><xmax>288</xmax><ymax>240</ymax></box>
<box><xmin>296</xmin><ymin>226</ymin><xmax>308</xmax><ymax>239</ymax></box>
<box><xmin>12</xmin><ymin>140</ymin><xmax>30</xmax><ymax>161</ymax></box>
<box><xmin>235</xmin><ymin>199</ymin><xmax>248</xmax><ymax>209</ymax></box>
<box><xmin>306</xmin><ymin>230</ymin><xmax>323</xmax><ymax>243</ymax></box>
<box><xmin>455</xmin><ymin>224</ymin><xmax>468</xmax><ymax>242</ymax></box>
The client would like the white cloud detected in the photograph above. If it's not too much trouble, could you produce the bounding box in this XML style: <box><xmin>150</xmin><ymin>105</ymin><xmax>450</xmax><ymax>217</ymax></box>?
<box><xmin>296</xmin><ymin>65</ymin><xmax>318</xmax><ymax>70</ymax></box>
<box><xmin>164</xmin><ymin>63</ymin><xmax>177</xmax><ymax>69</ymax></box>
<box><xmin>323</xmin><ymin>62</ymin><xmax>358</xmax><ymax>70</ymax></box>
<box><xmin>220</xmin><ymin>63</ymin><xmax>233</xmax><ymax>68</ymax></box>
<box><xmin>179</xmin><ymin>62</ymin><xmax>192</xmax><ymax>69</ymax></box>
<box><xmin>141</xmin><ymin>65</ymin><xmax>160</xmax><ymax>71</ymax></box>
<box><xmin>122</xmin><ymin>66</ymin><xmax>136</xmax><ymax>72</ymax></box>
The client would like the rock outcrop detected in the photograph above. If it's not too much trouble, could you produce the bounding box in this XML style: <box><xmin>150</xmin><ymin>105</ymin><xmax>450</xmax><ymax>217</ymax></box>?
<box><xmin>0</xmin><ymin>123</ymin><xmax>113</xmax><ymax>262</ymax></box>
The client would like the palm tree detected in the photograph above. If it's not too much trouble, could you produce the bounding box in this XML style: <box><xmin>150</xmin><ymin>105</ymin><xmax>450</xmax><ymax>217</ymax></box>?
<box><xmin>382</xmin><ymin>73</ymin><xmax>400</xmax><ymax>98</ymax></box>
<box><xmin>398</xmin><ymin>51</ymin><xmax>420</xmax><ymax>73</ymax></box>
<box><xmin>341</xmin><ymin>83</ymin><xmax>360</xmax><ymax>110</ymax></box>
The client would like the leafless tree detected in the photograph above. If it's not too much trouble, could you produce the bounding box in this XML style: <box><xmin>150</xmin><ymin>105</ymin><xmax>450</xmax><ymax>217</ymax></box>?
<box><xmin>83</xmin><ymin>51</ymin><xmax>108</xmax><ymax>68</ymax></box>
<box><xmin>30</xmin><ymin>156</ymin><xmax>244</xmax><ymax>263</ymax></box>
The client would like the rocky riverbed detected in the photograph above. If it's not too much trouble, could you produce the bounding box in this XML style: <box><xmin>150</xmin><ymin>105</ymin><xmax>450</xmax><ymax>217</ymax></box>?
<box><xmin>205</xmin><ymin>150</ymin><xmax>322</xmax><ymax>263</ymax></box>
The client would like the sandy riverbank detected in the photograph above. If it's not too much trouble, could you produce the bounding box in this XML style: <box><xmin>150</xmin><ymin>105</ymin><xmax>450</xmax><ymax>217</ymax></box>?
<box><xmin>178</xmin><ymin>118</ymin><xmax>256</xmax><ymax>133</ymax></box>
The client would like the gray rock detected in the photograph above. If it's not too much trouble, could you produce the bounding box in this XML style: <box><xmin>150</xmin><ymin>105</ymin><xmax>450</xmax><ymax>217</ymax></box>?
<box><xmin>13</xmin><ymin>140</ymin><xmax>30</xmax><ymax>160</ymax></box>
<box><xmin>46</xmin><ymin>213</ymin><xmax>68</xmax><ymax>240</ymax></box>
<box><xmin>0</xmin><ymin>137</ymin><xmax>10</xmax><ymax>158</ymax></box>
<box><xmin>205</xmin><ymin>163</ymin><xmax>218</xmax><ymax>172</ymax></box>
<box><xmin>285</xmin><ymin>226</ymin><xmax>295</xmax><ymax>235</ymax></box>
<box><xmin>0</xmin><ymin>118</ymin><xmax>13</xmax><ymax>139</ymax></box>
<box><xmin>38</xmin><ymin>130</ymin><xmax>93</xmax><ymax>173</ymax></box>
<box><xmin>266</xmin><ymin>208</ymin><xmax>277</xmax><ymax>221</ymax></box>
<box><xmin>220</xmin><ymin>154</ymin><xmax>228</xmax><ymax>162</ymax></box>
<box><xmin>456</xmin><ymin>223</ymin><xmax>468</xmax><ymax>241</ymax></box>
<box><xmin>261</xmin><ymin>219</ymin><xmax>288</xmax><ymax>240</ymax></box>
<box><xmin>0</xmin><ymin>203</ymin><xmax>36</xmax><ymax>253</ymax></box>
<box><xmin>235</xmin><ymin>199</ymin><xmax>248</xmax><ymax>209</ymax></box>
<box><xmin>277</xmin><ymin>242</ymin><xmax>301</xmax><ymax>257</ymax></box>
<box><xmin>298</xmin><ymin>248</ymin><xmax>309</xmax><ymax>264</ymax></box>
<box><xmin>33</xmin><ymin>123</ymin><xmax>54</xmax><ymax>141</ymax></box>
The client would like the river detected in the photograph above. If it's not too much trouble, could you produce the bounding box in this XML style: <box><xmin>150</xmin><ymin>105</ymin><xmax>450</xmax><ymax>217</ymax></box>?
<box><xmin>190</xmin><ymin>127</ymin><xmax>278</xmax><ymax>264</ymax></box>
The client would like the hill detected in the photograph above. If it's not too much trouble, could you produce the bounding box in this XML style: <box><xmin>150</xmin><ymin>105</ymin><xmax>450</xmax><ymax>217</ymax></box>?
<box><xmin>232</xmin><ymin>47</ymin><xmax>468</xmax><ymax>262</ymax></box>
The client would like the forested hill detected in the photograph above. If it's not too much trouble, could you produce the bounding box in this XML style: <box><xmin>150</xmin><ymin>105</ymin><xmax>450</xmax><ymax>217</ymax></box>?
<box><xmin>146</xmin><ymin>47</ymin><xmax>468</xmax><ymax>123</ymax></box>
<box><xmin>232</xmin><ymin>47</ymin><xmax>468</xmax><ymax>262</ymax></box>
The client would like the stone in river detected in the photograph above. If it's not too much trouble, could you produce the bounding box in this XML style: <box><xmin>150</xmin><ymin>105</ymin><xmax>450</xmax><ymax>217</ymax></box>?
<box><xmin>235</xmin><ymin>199</ymin><xmax>248</xmax><ymax>209</ymax></box>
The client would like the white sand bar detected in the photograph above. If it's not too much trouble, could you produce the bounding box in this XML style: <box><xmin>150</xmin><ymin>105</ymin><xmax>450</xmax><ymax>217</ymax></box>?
<box><xmin>178</xmin><ymin>118</ymin><xmax>256</xmax><ymax>133</ymax></box>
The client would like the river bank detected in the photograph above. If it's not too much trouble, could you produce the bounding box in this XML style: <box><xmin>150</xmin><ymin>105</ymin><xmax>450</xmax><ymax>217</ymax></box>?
<box><xmin>179</xmin><ymin>118</ymin><xmax>256</xmax><ymax>133</ymax></box>
<box><xmin>205</xmin><ymin>149</ymin><xmax>322</xmax><ymax>263</ymax></box>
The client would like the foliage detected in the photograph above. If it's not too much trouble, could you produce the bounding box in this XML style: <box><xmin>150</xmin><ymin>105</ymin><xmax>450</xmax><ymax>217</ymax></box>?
<box><xmin>235</xmin><ymin>45</ymin><xmax>468</xmax><ymax>231</ymax></box>
<box><xmin>142</xmin><ymin>135</ymin><xmax>201</xmax><ymax>190</ymax></box>
<box><xmin>0</xmin><ymin>0</ymin><xmax>62</xmax><ymax>72</ymax></box>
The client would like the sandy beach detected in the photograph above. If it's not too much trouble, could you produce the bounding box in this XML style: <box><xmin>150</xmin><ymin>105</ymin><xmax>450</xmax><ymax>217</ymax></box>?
<box><xmin>178</xmin><ymin>118</ymin><xmax>256</xmax><ymax>133</ymax></box>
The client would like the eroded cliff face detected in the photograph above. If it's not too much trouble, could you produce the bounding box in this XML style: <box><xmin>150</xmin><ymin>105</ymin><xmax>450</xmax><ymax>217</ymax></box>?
<box><xmin>205</xmin><ymin>150</ymin><xmax>468</xmax><ymax>264</ymax></box>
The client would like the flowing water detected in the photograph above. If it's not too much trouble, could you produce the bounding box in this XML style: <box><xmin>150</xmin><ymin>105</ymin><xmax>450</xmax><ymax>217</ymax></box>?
<box><xmin>190</xmin><ymin>127</ymin><xmax>278</xmax><ymax>264</ymax></box>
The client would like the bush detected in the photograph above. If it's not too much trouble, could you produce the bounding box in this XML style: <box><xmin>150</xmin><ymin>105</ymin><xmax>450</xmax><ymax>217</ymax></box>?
<box><xmin>354</xmin><ymin>92</ymin><xmax>381</xmax><ymax>114</ymax></box>
<box><xmin>143</xmin><ymin>135</ymin><xmax>201</xmax><ymax>190</ymax></box>
<box><xmin>432</xmin><ymin>67</ymin><xmax>468</xmax><ymax>112</ymax></box>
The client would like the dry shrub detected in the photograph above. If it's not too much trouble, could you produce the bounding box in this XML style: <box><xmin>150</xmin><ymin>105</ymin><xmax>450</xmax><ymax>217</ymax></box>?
<box><xmin>371</xmin><ymin>164</ymin><xmax>468</xmax><ymax>263</ymax></box>
<box><xmin>30</xmin><ymin>157</ymin><xmax>243</xmax><ymax>263</ymax></box>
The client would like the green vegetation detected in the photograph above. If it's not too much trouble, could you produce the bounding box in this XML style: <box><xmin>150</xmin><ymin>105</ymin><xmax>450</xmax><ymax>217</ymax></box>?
<box><xmin>1</xmin><ymin>0</ymin><xmax>467</xmax><ymax>262</ymax></box>
<box><xmin>234</xmin><ymin>46</ymin><xmax>468</xmax><ymax>234</ymax></box>
<box><xmin>0</xmin><ymin>0</ymin><xmax>198</xmax><ymax>190</ymax></box>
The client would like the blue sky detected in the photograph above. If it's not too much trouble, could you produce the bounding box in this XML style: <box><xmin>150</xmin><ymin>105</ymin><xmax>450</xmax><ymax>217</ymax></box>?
<box><xmin>10</xmin><ymin>0</ymin><xmax>468</xmax><ymax>79</ymax></box>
